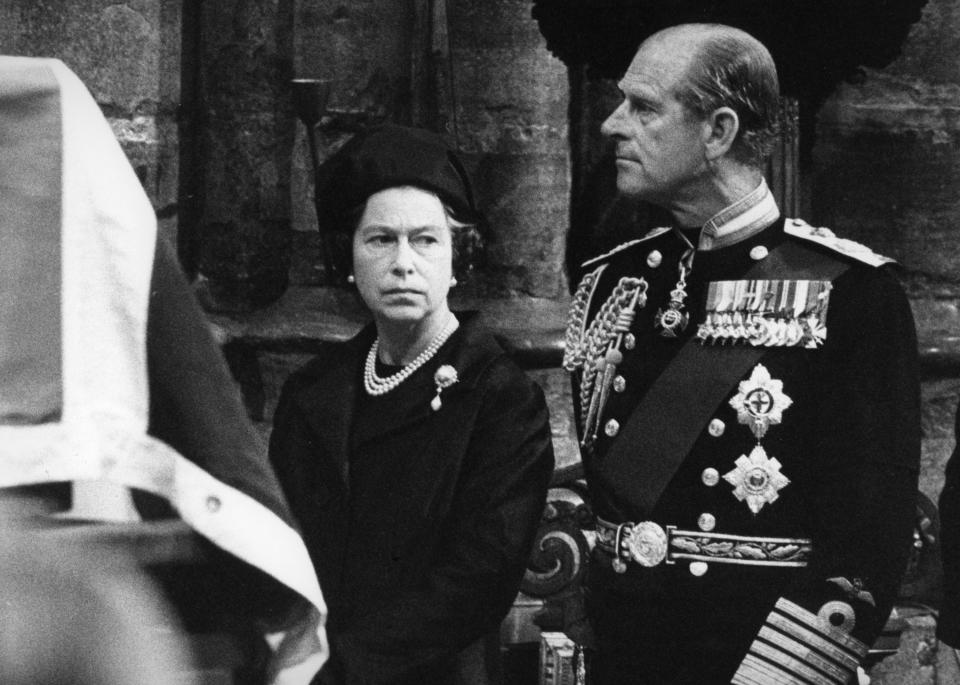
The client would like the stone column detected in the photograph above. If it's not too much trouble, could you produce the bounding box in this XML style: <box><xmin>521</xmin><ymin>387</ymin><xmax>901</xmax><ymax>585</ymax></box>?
<box><xmin>191</xmin><ymin>0</ymin><xmax>295</xmax><ymax>312</ymax></box>
<box><xmin>445</xmin><ymin>0</ymin><xmax>570</xmax><ymax>299</ymax></box>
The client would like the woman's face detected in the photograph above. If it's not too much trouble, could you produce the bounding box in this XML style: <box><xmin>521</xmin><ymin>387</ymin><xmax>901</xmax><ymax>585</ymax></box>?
<box><xmin>353</xmin><ymin>186</ymin><xmax>453</xmax><ymax>328</ymax></box>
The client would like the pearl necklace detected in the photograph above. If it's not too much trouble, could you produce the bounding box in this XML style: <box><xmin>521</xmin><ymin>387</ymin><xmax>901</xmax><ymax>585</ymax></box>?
<box><xmin>363</xmin><ymin>315</ymin><xmax>460</xmax><ymax>396</ymax></box>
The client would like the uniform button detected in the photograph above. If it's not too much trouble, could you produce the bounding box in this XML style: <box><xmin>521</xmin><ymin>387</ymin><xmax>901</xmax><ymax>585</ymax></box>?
<box><xmin>206</xmin><ymin>495</ymin><xmax>222</xmax><ymax>513</ymax></box>
<box><xmin>698</xmin><ymin>513</ymin><xmax>716</xmax><ymax>532</ymax></box>
<box><xmin>707</xmin><ymin>418</ymin><xmax>725</xmax><ymax>437</ymax></box>
<box><xmin>613</xmin><ymin>375</ymin><xmax>626</xmax><ymax>393</ymax></box>
<box><xmin>701</xmin><ymin>468</ymin><xmax>720</xmax><ymax>487</ymax></box>
<box><xmin>624</xmin><ymin>333</ymin><xmax>636</xmax><ymax>350</ymax></box>
<box><xmin>646</xmin><ymin>250</ymin><xmax>662</xmax><ymax>268</ymax></box>
<box><xmin>604</xmin><ymin>419</ymin><xmax>620</xmax><ymax>437</ymax></box>
<box><xmin>689</xmin><ymin>561</ymin><xmax>709</xmax><ymax>577</ymax></box>
<box><xmin>749</xmin><ymin>245</ymin><xmax>769</xmax><ymax>261</ymax></box>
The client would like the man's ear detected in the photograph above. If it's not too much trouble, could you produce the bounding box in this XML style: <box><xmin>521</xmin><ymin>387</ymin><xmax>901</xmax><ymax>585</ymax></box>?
<box><xmin>703</xmin><ymin>107</ymin><xmax>739</xmax><ymax>161</ymax></box>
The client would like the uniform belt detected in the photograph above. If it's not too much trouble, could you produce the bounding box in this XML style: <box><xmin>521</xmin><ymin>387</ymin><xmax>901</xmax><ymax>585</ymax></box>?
<box><xmin>595</xmin><ymin>517</ymin><xmax>813</xmax><ymax>569</ymax></box>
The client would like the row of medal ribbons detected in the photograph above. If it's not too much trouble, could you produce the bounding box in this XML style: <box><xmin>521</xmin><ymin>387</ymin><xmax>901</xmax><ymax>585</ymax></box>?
<box><xmin>695</xmin><ymin>279</ymin><xmax>832</xmax><ymax>349</ymax></box>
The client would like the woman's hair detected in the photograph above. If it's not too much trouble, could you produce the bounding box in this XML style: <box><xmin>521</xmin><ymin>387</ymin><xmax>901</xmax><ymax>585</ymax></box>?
<box><xmin>666</xmin><ymin>24</ymin><xmax>781</xmax><ymax>167</ymax></box>
<box><xmin>443</xmin><ymin>202</ymin><xmax>485</xmax><ymax>281</ymax></box>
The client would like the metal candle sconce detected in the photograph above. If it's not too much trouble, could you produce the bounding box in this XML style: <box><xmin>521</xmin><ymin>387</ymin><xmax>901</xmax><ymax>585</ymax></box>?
<box><xmin>291</xmin><ymin>78</ymin><xmax>336</xmax><ymax>280</ymax></box>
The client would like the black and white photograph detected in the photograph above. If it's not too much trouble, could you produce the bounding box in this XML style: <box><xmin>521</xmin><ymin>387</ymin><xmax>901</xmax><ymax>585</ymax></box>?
<box><xmin>0</xmin><ymin>2</ymin><xmax>955</xmax><ymax>684</ymax></box>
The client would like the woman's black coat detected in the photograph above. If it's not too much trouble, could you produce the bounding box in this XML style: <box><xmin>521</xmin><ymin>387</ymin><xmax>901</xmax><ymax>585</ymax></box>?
<box><xmin>268</xmin><ymin>314</ymin><xmax>555</xmax><ymax>684</ymax></box>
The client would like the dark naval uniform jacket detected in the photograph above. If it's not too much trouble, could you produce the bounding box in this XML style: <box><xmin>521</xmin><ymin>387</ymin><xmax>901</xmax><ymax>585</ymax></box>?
<box><xmin>269</xmin><ymin>313</ymin><xmax>554</xmax><ymax>685</ymax></box>
<box><xmin>565</xmin><ymin>192</ymin><xmax>920</xmax><ymax>684</ymax></box>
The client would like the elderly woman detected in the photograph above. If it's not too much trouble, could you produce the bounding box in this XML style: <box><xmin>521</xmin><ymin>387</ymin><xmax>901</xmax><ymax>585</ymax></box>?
<box><xmin>268</xmin><ymin>124</ymin><xmax>555</xmax><ymax>685</ymax></box>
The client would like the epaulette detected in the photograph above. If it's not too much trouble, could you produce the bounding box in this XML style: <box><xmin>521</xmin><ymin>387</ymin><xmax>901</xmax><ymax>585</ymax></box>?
<box><xmin>581</xmin><ymin>226</ymin><xmax>672</xmax><ymax>268</ymax></box>
<box><xmin>784</xmin><ymin>218</ymin><xmax>895</xmax><ymax>268</ymax></box>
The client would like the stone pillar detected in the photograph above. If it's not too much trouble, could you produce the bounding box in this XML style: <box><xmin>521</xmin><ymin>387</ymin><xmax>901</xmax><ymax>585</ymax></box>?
<box><xmin>446</xmin><ymin>0</ymin><xmax>570</xmax><ymax>299</ymax></box>
<box><xmin>191</xmin><ymin>0</ymin><xmax>295</xmax><ymax>311</ymax></box>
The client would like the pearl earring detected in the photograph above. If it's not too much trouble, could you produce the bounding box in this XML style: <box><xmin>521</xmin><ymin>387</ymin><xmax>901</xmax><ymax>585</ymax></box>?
<box><xmin>347</xmin><ymin>274</ymin><xmax>355</xmax><ymax>284</ymax></box>
<box><xmin>450</xmin><ymin>276</ymin><xmax>458</xmax><ymax>287</ymax></box>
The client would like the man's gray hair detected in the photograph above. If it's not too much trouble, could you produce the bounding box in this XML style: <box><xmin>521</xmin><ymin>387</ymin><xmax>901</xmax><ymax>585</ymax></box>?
<box><xmin>666</xmin><ymin>24</ymin><xmax>781</xmax><ymax>167</ymax></box>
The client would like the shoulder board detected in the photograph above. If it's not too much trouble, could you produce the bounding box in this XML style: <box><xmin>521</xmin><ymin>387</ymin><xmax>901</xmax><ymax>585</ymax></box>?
<box><xmin>581</xmin><ymin>226</ymin><xmax>672</xmax><ymax>268</ymax></box>
<box><xmin>784</xmin><ymin>218</ymin><xmax>895</xmax><ymax>267</ymax></box>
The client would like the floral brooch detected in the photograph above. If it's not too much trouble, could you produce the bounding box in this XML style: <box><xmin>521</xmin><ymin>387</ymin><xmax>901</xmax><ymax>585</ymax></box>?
<box><xmin>431</xmin><ymin>365</ymin><xmax>458</xmax><ymax>411</ymax></box>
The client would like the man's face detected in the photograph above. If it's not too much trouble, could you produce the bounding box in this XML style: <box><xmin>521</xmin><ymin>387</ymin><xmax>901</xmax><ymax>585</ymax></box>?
<box><xmin>601</xmin><ymin>37</ymin><xmax>710</xmax><ymax>204</ymax></box>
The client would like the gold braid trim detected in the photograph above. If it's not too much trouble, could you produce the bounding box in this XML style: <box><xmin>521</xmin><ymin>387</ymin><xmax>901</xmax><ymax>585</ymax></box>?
<box><xmin>562</xmin><ymin>265</ymin><xmax>605</xmax><ymax>371</ymax></box>
<box><xmin>575</xmin><ymin>277</ymin><xmax>646</xmax><ymax>436</ymax></box>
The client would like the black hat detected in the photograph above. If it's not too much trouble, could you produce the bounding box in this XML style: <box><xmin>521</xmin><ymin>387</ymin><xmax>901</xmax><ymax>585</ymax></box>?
<box><xmin>314</xmin><ymin>123</ymin><xmax>478</xmax><ymax>235</ymax></box>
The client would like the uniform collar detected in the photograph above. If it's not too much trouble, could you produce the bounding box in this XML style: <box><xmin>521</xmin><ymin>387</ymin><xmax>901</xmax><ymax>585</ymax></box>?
<box><xmin>697</xmin><ymin>178</ymin><xmax>780</xmax><ymax>251</ymax></box>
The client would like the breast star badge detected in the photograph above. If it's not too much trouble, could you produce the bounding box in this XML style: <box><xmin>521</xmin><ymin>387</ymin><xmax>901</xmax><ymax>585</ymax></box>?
<box><xmin>729</xmin><ymin>364</ymin><xmax>793</xmax><ymax>439</ymax></box>
<box><xmin>723</xmin><ymin>445</ymin><xmax>790</xmax><ymax>514</ymax></box>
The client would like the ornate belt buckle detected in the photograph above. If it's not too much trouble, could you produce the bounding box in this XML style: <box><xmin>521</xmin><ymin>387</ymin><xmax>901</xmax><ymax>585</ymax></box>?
<box><xmin>624</xmin><ymin>521</ymin><xmax>668</xmax><ymax>567</ymax></box>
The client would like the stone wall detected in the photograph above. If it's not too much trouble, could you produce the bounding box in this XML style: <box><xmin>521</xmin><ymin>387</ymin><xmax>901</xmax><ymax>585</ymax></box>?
<box><xmin>0</xmin><ymin>0</ymin><xmax>182</xmax><ymax>245</ymax></box>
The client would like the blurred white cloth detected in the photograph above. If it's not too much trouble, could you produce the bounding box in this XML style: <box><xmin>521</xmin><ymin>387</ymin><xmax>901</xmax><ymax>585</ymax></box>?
<box><xmin>0</xmin><ymin>55</ymin><xmax>327</xmax><ymax>682</ymax></box>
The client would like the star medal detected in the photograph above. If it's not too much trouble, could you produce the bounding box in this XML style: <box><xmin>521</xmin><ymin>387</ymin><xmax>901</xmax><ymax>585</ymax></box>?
<box><xmin>723</xmin><ymin>444</ymin><xmax>791</xmax><ymax>514</ymax></box>
<box><xmin>431</xmin><ymin>365</ymin><xmax>458</xmax><ymax>411</ymax></box>
<box><xmin>655</xmin><ymin>285</ymin><xmax>690</xmax><ymax>337</ymax></box>
<box><xmin>655</xmin><ymin>249</ymin><xmax>692</xmax><ymax>338</ymax></box>
<box><xmin>729</xmin><ymin>363</ymin><xmax>793</xmax><ymax>439</ymax></box>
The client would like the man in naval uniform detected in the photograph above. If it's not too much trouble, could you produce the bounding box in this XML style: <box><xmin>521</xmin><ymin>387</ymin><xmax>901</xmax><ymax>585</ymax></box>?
<box><xmin>563</xmin><ymin>23</ymin><xmax>921</xmax><ymax>684</ymax></box>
